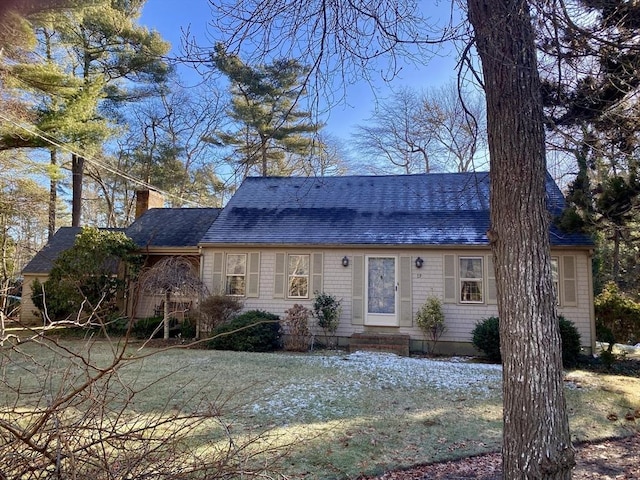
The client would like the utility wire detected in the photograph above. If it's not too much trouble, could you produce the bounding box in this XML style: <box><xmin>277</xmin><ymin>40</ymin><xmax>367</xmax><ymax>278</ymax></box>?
<box><xmin>0</xmin><ymin>111</ymin><xmax>205</xmax><ymax>207</ymax></box>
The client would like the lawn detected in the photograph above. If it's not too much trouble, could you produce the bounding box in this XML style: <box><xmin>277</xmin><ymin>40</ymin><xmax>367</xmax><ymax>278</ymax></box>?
<box><xmin>1</xmin><ymin>338</ymin><xmax>639</xmax><ymax>479</ymax></box>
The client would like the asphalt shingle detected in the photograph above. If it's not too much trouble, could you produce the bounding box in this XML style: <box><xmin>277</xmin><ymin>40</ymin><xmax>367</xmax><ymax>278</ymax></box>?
<box><xmin>200</xmin><ymin>173</ymin><xmax>592</xmax><ymax>247</ymax></box>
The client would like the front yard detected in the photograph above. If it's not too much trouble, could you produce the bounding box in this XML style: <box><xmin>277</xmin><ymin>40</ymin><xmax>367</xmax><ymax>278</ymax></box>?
<box><xmin>1</xmin><ymin>339</ymin><xmax>639</xmax><ymax>479</ymax></box>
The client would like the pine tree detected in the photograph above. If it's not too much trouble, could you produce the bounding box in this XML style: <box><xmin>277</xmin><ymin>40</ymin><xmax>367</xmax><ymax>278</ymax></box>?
<box><xmin>211</xmin><ymin>44</ymin><xmax>320</xmax><ymax>177</ymax></box>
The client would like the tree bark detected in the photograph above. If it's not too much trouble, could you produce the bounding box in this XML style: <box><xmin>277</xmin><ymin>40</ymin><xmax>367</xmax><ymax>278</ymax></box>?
<box><xmin>467</xmin><ymin>0</ymin><xmax>575</xmax><ymax>478</ymax></box>
<box><xmin>71</xmin><ymin>153</ymin><xmax>84</xmax><ymax>227</ymax></box>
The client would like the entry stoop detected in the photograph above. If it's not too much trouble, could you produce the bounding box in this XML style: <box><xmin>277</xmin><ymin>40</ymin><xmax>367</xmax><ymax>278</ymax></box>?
<box><xmin>349</xmin><ymin>332</ymin><xmax>411</xmax><ymax>356</ymax></box>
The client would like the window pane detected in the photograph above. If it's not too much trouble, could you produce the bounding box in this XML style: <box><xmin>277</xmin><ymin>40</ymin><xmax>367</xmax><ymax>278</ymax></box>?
<box><xmin>461</xmin><ymin>281</ymin><xmax>483</xmax><ymax>302</ymax></box>
<box><xmin>227</xmin><ymin>254</ymin><xmax>246</xmax><ymax>275</ymax></box>
<box><xmin>288</xmin><ymin>255</ymin><xmax>309</xmax><ymax>275</ymax></box>
<box><xmin>288</xmin><ymin>255</ymin><xmax>310</xmax><ymax>298</ymax></box>
<box><xmin>460</xmin><ymin>258</ymin><xmax>483</xmax><ymax>279</ymax></box>
<box><xmin>551</xmin><ymin>258</ymin><xmax>559</xmax><ymax>283</ymax></box>
<box><xmin>289</xmin><ymin>277</ymin><xmax>308</xmax><ymax>298</ymax></box>
<box><xmin>226</xmin><ymin>276</ymin><xmax>246</xmax><ymax>296</ymax></box>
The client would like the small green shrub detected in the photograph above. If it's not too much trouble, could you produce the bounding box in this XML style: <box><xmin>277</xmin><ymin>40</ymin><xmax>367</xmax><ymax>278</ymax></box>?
<box><xmin>181</xmin><ymin>317</ymin><xmax>197</xmax><ymax>338</ymax></box>
<box><xmin>103</xmin><ymin>315</ymin><xmax>131</xmax><ymax>335</ymax></box>
<box><xmin>207</xmin><ymin>310</ymin><xmax>280</xmax><ymax>352</ymax></box>
<box><xmin>595</xmin><ymin>282</ymin><xmax>640</xmax><ymax>344</ymax></box>
<box><xmin>471</xmin><ymin>316</ymin><xmax>501</xmax><ymax>362</ymax></box>
<box><xmin>282</xmin><ymin>304</ymin><xmax>312</xmax><ymax>352</ymax></box>
<box><xmin>416</xmin><ymin>296</ymin><xmax>446</xmax><ymax>354</ymax></box>
<box><xmin>132</xmin><ymin>316</ymin><xmax>164</xmax><ymax>339</ymax></box>
<box><xmin>559</xmin><ymin>315</ymin><xmax>582</xmax><ymax>368</ymax></box>
<box><xmin>312</xmin><ymin>292</ymin><xmax>341</xmax><ymax>348</ymax></box>
<box><xmin>471</xmin><ymin>315</ymin><xmax>582</xmax><ymax>367</ymax></box>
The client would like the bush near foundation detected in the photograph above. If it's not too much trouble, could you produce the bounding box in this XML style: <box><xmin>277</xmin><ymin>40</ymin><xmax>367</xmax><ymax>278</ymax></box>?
<box><xmin>472</xmin><ymin>315</ymin><xmax>581</xmax><ymax>367</ymax></box>
<box><xmin>207</xmin><ymin>310</ymin><xmax>281</xmax><ymax>352</ymax></box>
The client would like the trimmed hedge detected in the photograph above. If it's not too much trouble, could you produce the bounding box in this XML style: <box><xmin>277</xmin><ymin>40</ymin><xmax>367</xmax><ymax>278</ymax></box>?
<box><xmin>471</xmin><ymin>315</ymin><xmax>582</xmax><ymax>367</ymax></box>
<box><xmin>207</xmin><ymin>310</ymin><xmax>281</xmax><ymax>352</ymax></box>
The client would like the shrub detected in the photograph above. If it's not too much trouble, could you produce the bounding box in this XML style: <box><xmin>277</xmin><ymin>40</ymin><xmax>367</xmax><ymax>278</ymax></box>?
<box><xmin>471</xmin><ymin>316</ymin><xmax>501</xmax><ymax>362</ymax></box>
<box><xmin>312</xmin><ymin>292</ymin><xmax>341</xmax><ymax>347</ymax></box>
<box><xmin>207</xmin><ymin>310</ymin><xmax>280</xmax><ymax>352</ymax></box>
<box><xmin>471</xmin><ymin>315</ymin><xmax>582</xmax><ymax>367</ymax></box>
<box><xmin>594</xmin><ymin>282</ymin><xmax>640</xmax><ymax>345</ymax></box>
<box><xmin>181</xmin><ymin>316</ymin><xmax>197</xmax><ymax>338</ymax></box>
<box><xmin>132</xmin><ymin>316</ymin><xmax>164</xmax><ymax>339</ymax></box>
<box><xmin>415</xmin><ymin>296</ymin><xmax>446</xmax><ymax>354</ymax></box>
<box><xmin>558</xmin><ymin>316</ymin><xmax>582</xmax><ymax>368</ymax></box>
<box><xmin>195</xmin><ymin>294</ymin><xmax>243</xmax><ymax>335</ymax></box>
<box><xmin>282</xmin><ymin>304</ymin><xmax>312</xmax><ymax>351</ymax></box>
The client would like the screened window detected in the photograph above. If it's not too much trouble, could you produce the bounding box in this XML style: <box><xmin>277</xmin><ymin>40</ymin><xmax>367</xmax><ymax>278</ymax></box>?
<box><xmin>288</xmin><ymin>254</ymin><xmax>309</xmax><ymax>298</ymax></box>
<box><xmin>225</xmin><ymin>254</ymin><xmax>246</xmax><ymax>296</ymax></box>
<box><xmin>460</xmin><ymin>257</ymin><xmax>483</xmax><ymax>303</ymax></box>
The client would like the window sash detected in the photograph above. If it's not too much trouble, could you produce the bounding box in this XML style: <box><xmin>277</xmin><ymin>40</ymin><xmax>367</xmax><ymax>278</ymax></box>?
<box><xmin>459</xmin><ymin>257</ymin><xmax>483</xmax><ymax>303</ymax></box>
<box><xmin>288</xmin><ymin>254</ymin><xmax>309</xmax><ymax>298</ymax></box>
<box><xmin>226</xmin><ymin>254</ymin><xmax>246</xmax><ymax>296</ymax></box>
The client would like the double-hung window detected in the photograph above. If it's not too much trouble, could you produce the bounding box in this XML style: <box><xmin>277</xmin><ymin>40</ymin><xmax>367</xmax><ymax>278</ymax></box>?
<box><xmin>460</xmin><ymin>257</ymin><xmax>483</xmax><ymax>303</ymax></box>
<box><xmin>225</xmin><ymin>254</ymin><xmax>246</xmax><ymax>296</ymax></box>
<box><xmin>288</xmin><ymin>254</ymin><xmax>310</xmax><ymax>298</ymax></box>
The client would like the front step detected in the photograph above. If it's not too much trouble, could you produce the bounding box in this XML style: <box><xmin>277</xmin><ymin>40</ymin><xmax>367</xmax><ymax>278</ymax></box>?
<box><xmin>349</xmin><ymin>333</ymin><xmax>410</xmax><ymax>356</ymax></box>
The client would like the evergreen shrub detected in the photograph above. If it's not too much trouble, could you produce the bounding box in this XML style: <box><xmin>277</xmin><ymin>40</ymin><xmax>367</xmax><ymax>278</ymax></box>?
<box><xmin>471</xmin><ymin>315</ymin><xmax>582</xmax><ymax>367</ymax></box>
<box><xmin>207</xmin><ymin>310</ymin><xmax>280</xmax><ymax>352</ymax></box>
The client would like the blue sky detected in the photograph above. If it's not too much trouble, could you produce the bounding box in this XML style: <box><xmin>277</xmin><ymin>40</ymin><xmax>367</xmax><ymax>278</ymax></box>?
<box><xmin>139</xmin><ymin>0</ymin><xmax>461</xmax><ymax>141</ymax></box>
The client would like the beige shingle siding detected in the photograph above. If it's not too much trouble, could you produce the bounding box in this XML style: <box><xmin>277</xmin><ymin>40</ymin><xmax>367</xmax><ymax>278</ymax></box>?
<box><xmin>200</xmin><ymin>246</ymin><xmax>593</xmax><ymax>352</ymax></box>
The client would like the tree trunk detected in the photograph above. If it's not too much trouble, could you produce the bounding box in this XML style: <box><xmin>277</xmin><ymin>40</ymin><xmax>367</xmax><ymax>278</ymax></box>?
<box><xmin>71</xmin><ymin>153</ymin><xmax>84</xmax><ymax>227</ymax></box>
<box><xmin>163</xmin><ymin>290</ymin><xmax>171</xmax><ymax>340</ymax></box>
<box><xmin>467</xmin><ymin>1</ymin><xmax>575</xmax><ymax>478</ymax></box>
<box><xmin>48</xmin><ymin>148</ymin><xmax>57</xmax><ymax>240</ymax></box>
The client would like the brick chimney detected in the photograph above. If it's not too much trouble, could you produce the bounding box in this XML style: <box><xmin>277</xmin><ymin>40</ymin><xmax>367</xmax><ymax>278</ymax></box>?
<box><xmin>135</xmin><ymin>189</ymin><xmax>164</xmax><ymax>219</ymax></box>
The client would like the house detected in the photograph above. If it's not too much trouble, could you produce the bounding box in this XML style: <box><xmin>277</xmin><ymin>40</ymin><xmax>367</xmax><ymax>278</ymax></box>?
<box><xmin>20</xmin><ymin>226</ymin><xmax>124</xmax><ymax>324</ymax></box>
<box><xmin>126</xmin><ymin>206</ymin><xmax>221</xmax><ymax>319</ymax></box>
<box><xmin>199</xmin><ymin>173</ymin><xmax>595</xmax><ymax>355</ymax></box>
<box><xmin>19</xmin><ymin>190</ymin><xmax>220</xmax><ymax>324</ymax></box>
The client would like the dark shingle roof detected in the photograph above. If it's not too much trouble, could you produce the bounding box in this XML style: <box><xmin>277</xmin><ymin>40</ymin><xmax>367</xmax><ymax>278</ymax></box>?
<box><xmin>21</xmin><ymin>227</ymin><xmax>125</xmax><ymax>274</ymax></box>
<box><xmin>200</xmin><ymin>173</ymin><xmax>593</xmax><ymax>247</ymax></box>
<box><xmin>126</xmin><ymin>208</ymin><xmax>221</xmax><ymax>248</ymax></box>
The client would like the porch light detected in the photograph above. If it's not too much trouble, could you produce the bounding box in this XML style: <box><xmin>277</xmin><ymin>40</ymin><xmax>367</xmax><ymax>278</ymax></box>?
<box><xmin>342</xmin><ymin>256</ymin><xmax>349</xmax><ymax>267</ymax></box>
<box><xmin>415</xmin><ymin>257</ymin><xmax>424</xmax><ymax>268</ymax></box>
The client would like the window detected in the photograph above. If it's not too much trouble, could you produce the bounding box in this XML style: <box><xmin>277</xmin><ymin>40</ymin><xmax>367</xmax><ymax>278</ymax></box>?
<box><xmin>460</xmin><ymin>257</ymin><xmax>483</xmax><ymax>303</ymax></box>
<box><xmin>288</xmin><ymin>254</ymin><xmax>309</xmax><ymax>298</ymax></box>
<box><xmin>225</xmin><ymin>254</ymin><xmax>246</xmax><ymax>296</ymax></box>
<box><xmin>551</xmin><ymin>257</ymin><xmax>559</xmax><ymax>304</ymax></box>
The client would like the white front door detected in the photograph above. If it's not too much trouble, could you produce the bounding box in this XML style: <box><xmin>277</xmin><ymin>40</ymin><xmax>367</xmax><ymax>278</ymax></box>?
<box><xmin>365</xmin><ymin>256</ymin><xmax>398</xmax><ymax>326</ymax></box>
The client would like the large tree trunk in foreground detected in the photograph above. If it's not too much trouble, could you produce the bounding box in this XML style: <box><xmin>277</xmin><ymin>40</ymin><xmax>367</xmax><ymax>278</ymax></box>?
<box><xmin>467</xmin><ymin>1</ymin><xmax>575</xmax><ymax>478</ymax></box>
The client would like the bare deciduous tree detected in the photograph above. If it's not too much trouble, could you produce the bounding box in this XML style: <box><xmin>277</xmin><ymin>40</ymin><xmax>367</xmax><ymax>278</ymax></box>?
<box><xmin>354</xmin><ymin>83</ymin><xmax>487</xmax><ymax>174</ymax></box>
<box><xmin>137</xmin><ymin>256</ymin><xmax>208</xmax><ymax>340</ymax></box>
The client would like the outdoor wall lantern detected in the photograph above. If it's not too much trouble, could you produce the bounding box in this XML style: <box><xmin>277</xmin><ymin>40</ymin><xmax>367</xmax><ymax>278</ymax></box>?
<box><xmin>342</xmin><ymin>256</ymin><xmax>350</xmax><ymax>267</ymax></box>
<box><xmin>415</xmin><ymin>257</ymin><xmax>424</xmax><ymax>268</ymax></box>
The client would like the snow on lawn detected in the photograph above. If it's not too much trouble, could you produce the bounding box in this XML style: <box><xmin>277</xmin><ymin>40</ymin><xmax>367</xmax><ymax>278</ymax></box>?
<box><xmin>247</xmin><ymin>351</ymin><xmax>502</xmax><ymax>422</ymax></box>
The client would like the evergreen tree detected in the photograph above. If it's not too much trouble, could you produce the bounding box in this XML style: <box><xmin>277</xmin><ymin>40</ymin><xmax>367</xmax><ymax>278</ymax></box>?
<box><xmin>211</xmin><ymin>43</ymin><xmax>321</xmax><ymax>177</ymax></box>
<box><xmin>540</xmin><ymin>0</ymin><xmax>640</xmax><ymax>290</ymax></box>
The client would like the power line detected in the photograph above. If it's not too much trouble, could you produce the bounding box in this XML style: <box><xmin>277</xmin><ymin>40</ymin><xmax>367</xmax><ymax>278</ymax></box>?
<box><xmin>0</xmin><ymin>111</ymin><xmax>205</xmax><ymax>207</ymax></box>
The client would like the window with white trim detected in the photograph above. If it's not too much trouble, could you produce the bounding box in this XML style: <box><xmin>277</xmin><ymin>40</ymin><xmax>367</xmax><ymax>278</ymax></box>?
<box><xmin>225</xmin><ymin>254</ymin><xmax>246</xmax><ymax>296</ymax></box>
<box><xmin>460</xmin><ymin>257</ymin><xmax>483</xmax><ymax>303</ymax></box>
<box><xmin>288</xmin><ymin>254</ymin><xmax>309</xmax><ymax>298</ymax></box>
<box><xmin>551</xmin><ymin>257</ymin><xmax>559</xmax><ymax>304</ymax></box>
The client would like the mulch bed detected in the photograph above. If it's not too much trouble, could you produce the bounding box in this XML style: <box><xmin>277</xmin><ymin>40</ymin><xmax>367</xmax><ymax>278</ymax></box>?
<box><xmin>360</xmin><ymin>434</ymin><xmax>640</xmax><ymax>479</ymax></box>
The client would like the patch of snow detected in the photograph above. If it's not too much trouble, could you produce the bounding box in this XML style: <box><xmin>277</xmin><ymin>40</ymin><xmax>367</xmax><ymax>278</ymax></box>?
<box><xmin>245</xmin><ymin>351</ymin><xmax>502</xmax><ymax>422</ymax></box>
